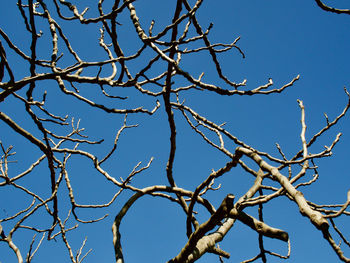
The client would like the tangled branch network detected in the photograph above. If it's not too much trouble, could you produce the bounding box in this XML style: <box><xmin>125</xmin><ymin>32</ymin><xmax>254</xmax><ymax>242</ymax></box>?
<box><xmin>0</xmin><ymin>1</ymin><xmax>349</xmax><ymax>262</ymax></box>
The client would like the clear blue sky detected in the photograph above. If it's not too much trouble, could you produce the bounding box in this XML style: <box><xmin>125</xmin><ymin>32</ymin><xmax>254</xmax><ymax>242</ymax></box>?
<box><xmin>0</xmin><ymin>0</ymin><xmax>350</xmax><ymax>262</ymax></box>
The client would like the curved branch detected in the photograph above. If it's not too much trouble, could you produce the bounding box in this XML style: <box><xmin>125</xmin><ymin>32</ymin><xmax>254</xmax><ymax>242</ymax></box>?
<box><xmin>315</xmin><ymin>0</ymin><xmax>350</xmax><ymax>14</ymax></box>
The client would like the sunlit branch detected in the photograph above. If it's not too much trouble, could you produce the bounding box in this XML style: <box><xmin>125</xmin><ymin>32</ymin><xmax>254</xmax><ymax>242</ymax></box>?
<box><xmin>0</xmin><ymin>1</ymin><xmax>349</xmax><ymax>262</ymax></box>
<box><xmin>314</xmin><ymin>0</ymin><xmax>350</xmax><ymax>15</ymax></box>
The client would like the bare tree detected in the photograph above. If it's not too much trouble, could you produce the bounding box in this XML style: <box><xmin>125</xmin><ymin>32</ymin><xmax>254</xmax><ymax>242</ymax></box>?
<box><xmin>0</xmin><ymin>1</ymin><xmax>349</xmax><ymax>262</ymax></box>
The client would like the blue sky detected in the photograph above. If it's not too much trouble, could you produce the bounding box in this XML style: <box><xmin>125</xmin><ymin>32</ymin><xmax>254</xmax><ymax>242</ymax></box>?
<box><xmin>0</xmin><ymin>0</ymin><xmax>350</xmax><ymax>262</ymax></box>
